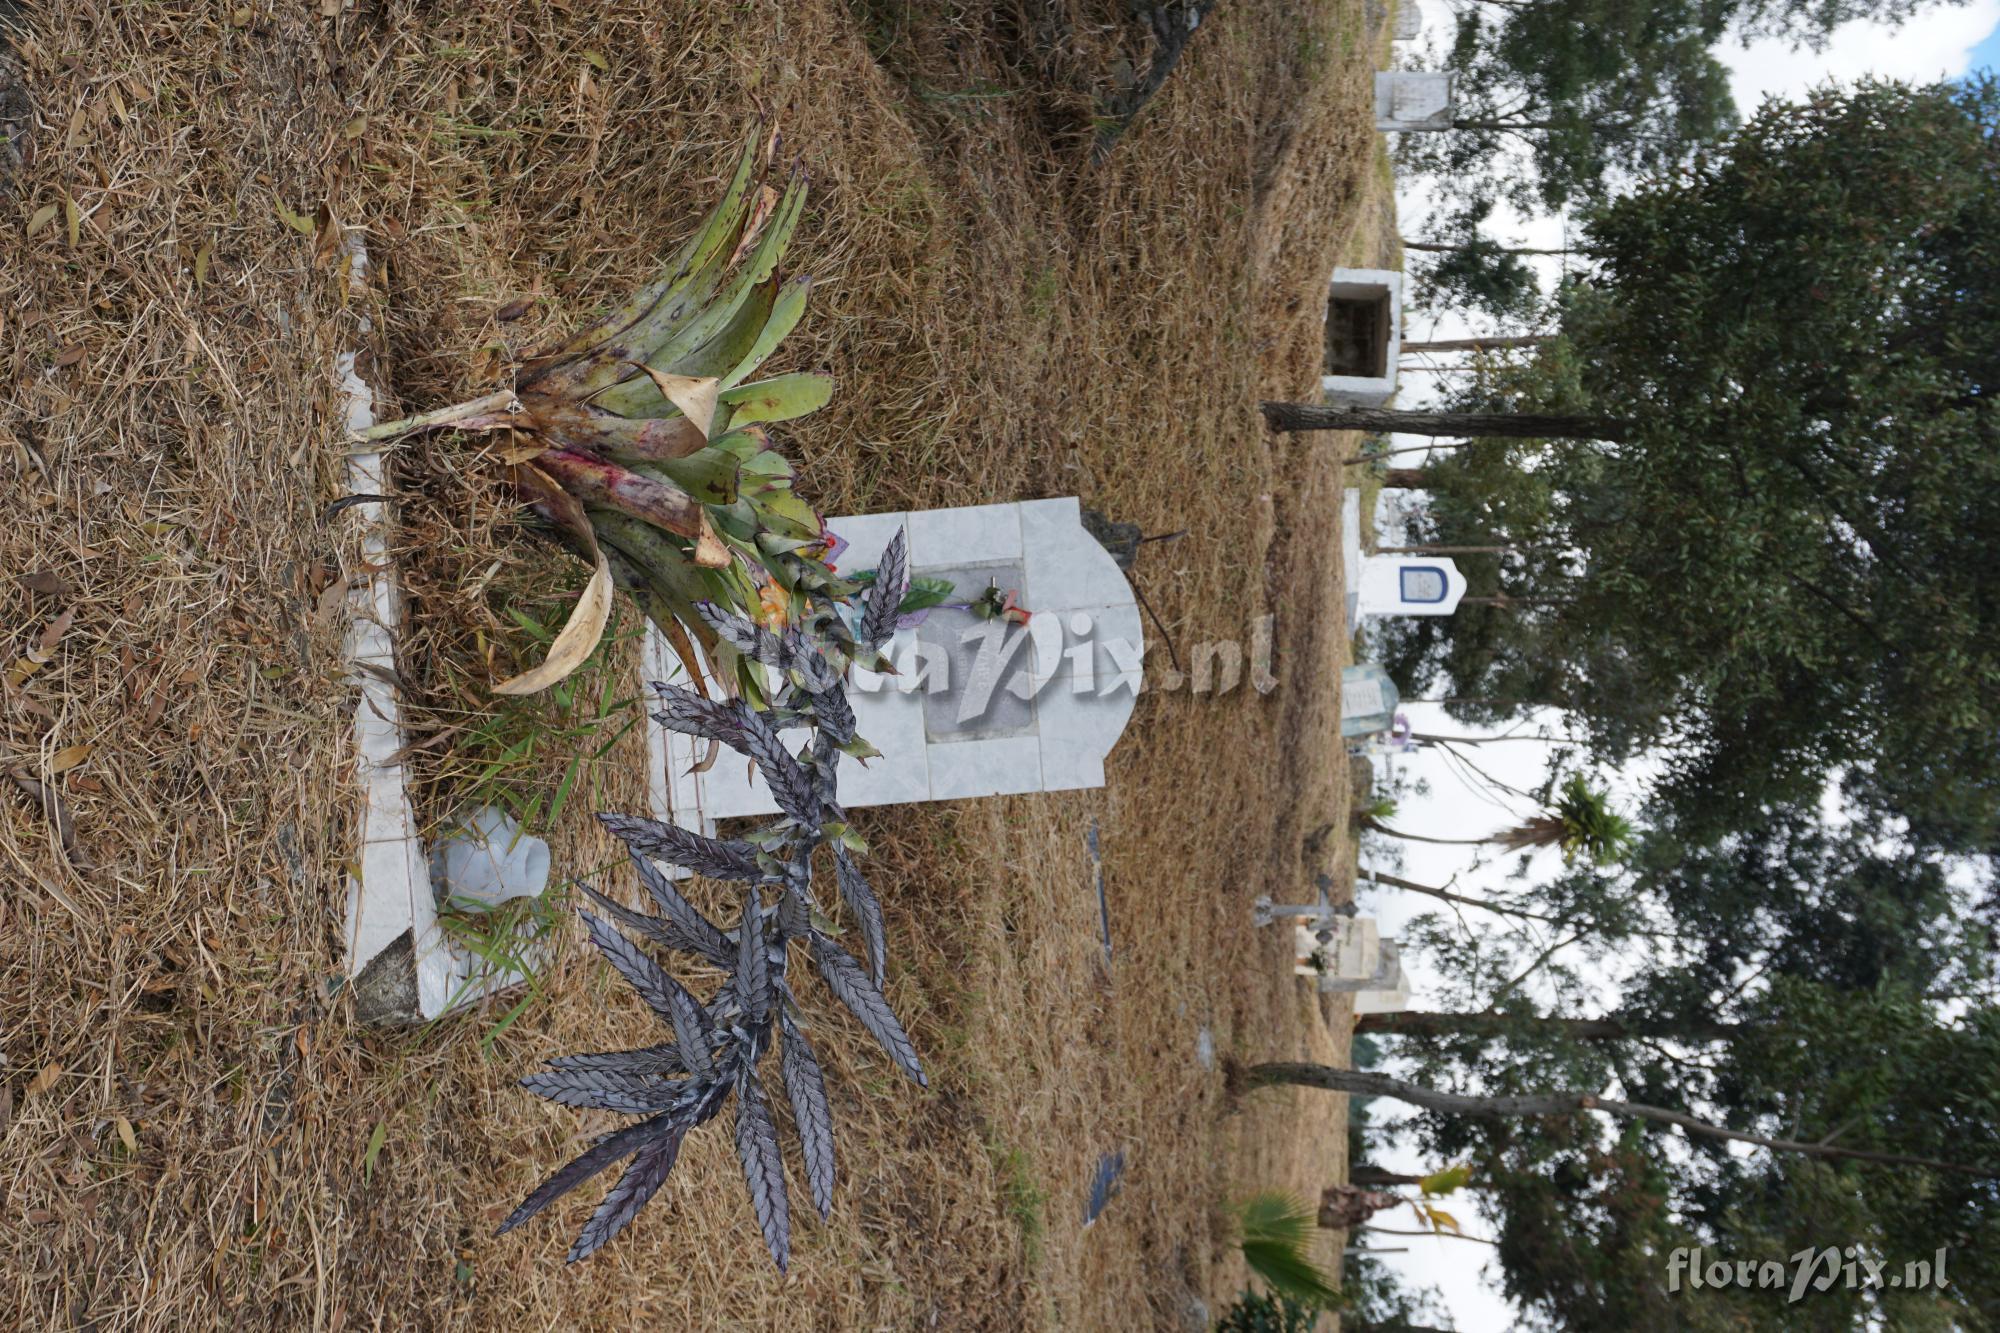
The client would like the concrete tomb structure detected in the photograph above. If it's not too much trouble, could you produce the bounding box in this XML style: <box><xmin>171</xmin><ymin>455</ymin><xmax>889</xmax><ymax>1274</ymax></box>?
<box><xmin>1321</xmin><ymin>267</ymin><xmax>1404</xmax><ymax>408</ymax></box>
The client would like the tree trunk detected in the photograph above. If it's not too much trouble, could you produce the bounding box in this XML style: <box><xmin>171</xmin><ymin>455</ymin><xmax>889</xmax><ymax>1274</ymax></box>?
<box><xmin>1360</xmin><ymin>870</ymin><xmax>1572</xmax><ymax>926</ymax></box>
<box><xmin>1401</xmin><ymin>336</ymin><xmax>1554</xmax><ymax>354</ymax></box>
<box><xmin>1358</xmin><ymin>818</ymin><xmax>1496</xmax><ymax>848</ymax></box>
<box><xmin>1354</xmin><ymin>1010</ymin><xmax>1739</xmax><ymax>1043</ymax></box>
<box><xmin>1377</xmin><ymin>545</ymin><xmax>1515</xmax><ymax>556</ymax></box>
<box><xmin>1242</xmin><ymin>1064</ymin><xmax>2000</xmax><ymax>1178</ymax></box>
<box><xmin>1452</xmin><ymin>118</ymin><xmax>1564</xmax><ymax>131</ymax></box>
<box><xmin>1261</xmin><ymin>402</ymin><xmax>1625</xmax><ymax>441</ymax></box>
<box><xmin>1380</xmin><ymin>466</ymin><xmax>1435</xmax><ymax>489</ymax></box>
<box><xmin>1349</xmin><ymin>1166</ymin><xmax>1425</xmax><ymax>1187</ymax></box>
<box><xmin>1403</xmin><ymin>242</ymin><xmax>1576</xmax><ymax>256</ymax></box>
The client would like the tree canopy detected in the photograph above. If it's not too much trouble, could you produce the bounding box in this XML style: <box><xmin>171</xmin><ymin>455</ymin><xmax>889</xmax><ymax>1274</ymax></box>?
<box><xmin>1366</xmin><ymin>78</ymin><xmax>2000</xmax><ymax>857</ymax></box>
<box><xmin>1396</xmin><ymin>0</ymin><xmax>1970</xmax><ymax>315</ymax></box>
<box><xmin>1337</xmin><ymin>807</ymin><xmax>1998</xmax><ymax>1329</ymax></box>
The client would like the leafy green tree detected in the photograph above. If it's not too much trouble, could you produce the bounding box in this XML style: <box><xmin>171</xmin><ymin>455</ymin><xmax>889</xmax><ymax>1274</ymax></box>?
<box><xmin>1403</xmin><ymin>199</ymin><xmax>1555</xmax><ymax>321</ymax></box>
<box><xmin>1282</xmin><ymin>79</ymin><xmax>2000</xmax><ymax>853</ymax></box>
<box><xmin>1312</xmin><ymin>800</ymin><xmax>1998</xmax><ymax>1328</ymax></box>
<box><xmin>1394</xmin><ymin>0</ymin><xmax>1967</xmax><ymax>317</ymax></box>
<box><xmin>1397</xmin><ymin>0</ymin><xmax>1738</xmax><ymax>216</ymax></box>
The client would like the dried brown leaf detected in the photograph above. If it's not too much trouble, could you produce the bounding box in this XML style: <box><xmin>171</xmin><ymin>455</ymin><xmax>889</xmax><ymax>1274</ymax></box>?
<box><xmin>632</xmin><ymin>368</ymin><xmax>719</xmax><ymax>440</ymax></box>
<box><xmin>493</xmin><ymin>464</ymin><xmax>612</xmax><ymax>695</ymax></box>
<box><xmin>17</xmin><ymin>570</ymin><xmax>70</xmax><ymax>596</ymax></box>
<box><xmin>47</xmin><ymin>743</ymin><xmax>92</xmax><ymax>775</ymax></box>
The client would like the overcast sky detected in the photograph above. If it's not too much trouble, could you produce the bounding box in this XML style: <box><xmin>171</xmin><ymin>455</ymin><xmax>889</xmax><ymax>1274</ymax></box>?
<box><xmin>1366</xmin><ymin>7</ymin><xmax>2000</xmax><ymax>1328</ymax></box>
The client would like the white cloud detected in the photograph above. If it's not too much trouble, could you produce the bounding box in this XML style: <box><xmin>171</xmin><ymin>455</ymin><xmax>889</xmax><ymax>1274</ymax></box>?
<box><xmin>1724</xmin><ymin>2</ymin><xmax>2000</xmax><ymax>109</ymax></box>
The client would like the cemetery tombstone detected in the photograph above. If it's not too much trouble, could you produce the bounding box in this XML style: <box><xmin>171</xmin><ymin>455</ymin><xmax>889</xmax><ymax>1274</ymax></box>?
<box><xmin>1373</xmin><ymin>71</ymin><xmax>1454</xmax><ymax>132</ymax></box>
<box><xmin>1321</xmin><ymin>268</ymin><xmax>1403</xmax><ymax>407</ymax></box>
<box><xmin>1355</xmin><ymin>554</ymin><xmax>1468</xmax><ymax>618</ymax></box>
<box><xmin>646</xmin><ymin>498</ymin><xmax>1145</xmax><ymax>830</ymax></box>
<box><xmin>1341</xmin><ymin>489</ymin><xmax>1364</xmax><ymax>629</ymax></box>
<box><xmin>1340</xmin><ymin>664</ymin><xmax>1402</xmax><ymax>738</ymax></box>
<box><xmin>1392</xmin><ymin>0</ymin><xmax>1423</xmax><ymax>41</ymax></box>
<box><xmin>1325</xmin><ymin>940</ymin><xmax>1408</xmax><ymax>1009</ymax></box>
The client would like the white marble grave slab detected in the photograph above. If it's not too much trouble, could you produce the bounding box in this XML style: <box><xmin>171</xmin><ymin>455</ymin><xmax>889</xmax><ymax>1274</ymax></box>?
<box><xmin>646</xmin><ymin>498</ymin><xmax>1144</xmax><ymax>826</ymax></box>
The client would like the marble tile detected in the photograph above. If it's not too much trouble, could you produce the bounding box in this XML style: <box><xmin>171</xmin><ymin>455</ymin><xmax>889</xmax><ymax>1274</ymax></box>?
<box><xmin>927</xmin><ymin>734</ymin><xmax>1044</xmax><ymax>801</ymax></box>
<box><xmin>907</xmin><ymin>502</ymin><xmax>1022</xmax><ymax>568</ymax></box>
<box><xmin>823</xmin><ymin>511</ymin><xmax>910</xmax><ymax>573</ymax></box>
<box><xmin>836</xmin><ymin>688</ymin><xmax>933</xmax><ymax>808</ymax></box>
<box><xmin>1020</xmin><ymin>497</ymin><xmax>1134</xmax><ymax>612</ymax></box>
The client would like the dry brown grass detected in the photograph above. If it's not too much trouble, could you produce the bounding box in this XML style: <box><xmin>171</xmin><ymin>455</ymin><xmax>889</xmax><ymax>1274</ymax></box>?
<box><xmin>0</xmin><ymin>0</ymin><xmax>1384</xmax><ymax>1327</ymax></box>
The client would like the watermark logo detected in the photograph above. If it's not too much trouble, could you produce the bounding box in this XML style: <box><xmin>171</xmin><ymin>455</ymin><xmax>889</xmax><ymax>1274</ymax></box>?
<box><xmin>1668</xmin><ymin>1246</ymin><xmax>1950</xmax><ymax>1304</ymax></box>
<box><xmin>847</xmin><ymin>611</ymin><xmax>1276</xmax><ymax>725</ymax></box>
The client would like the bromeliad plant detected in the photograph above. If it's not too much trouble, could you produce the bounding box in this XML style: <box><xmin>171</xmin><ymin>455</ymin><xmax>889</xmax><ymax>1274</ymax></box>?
<box><xmin>354</xmin><ymin>130</ymin><xmax>933</xmax><ymax>1264</ymax></box>
<box><xmin>357</xmin><ymin>126</ymin><xmax>865</xmax><ymax>704</ymax></box>
<box><xmin>495</xmin><ymin>537</ymin><xmax>925</xmax><ymax>1266</ymax></box>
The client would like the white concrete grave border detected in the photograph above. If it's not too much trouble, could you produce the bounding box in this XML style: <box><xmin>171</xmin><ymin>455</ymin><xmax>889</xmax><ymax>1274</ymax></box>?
<box><xmin>337</xmin><ymin>237</ymin><xmax>534</xmax><ymax>1025</ymax></box>
<box><xmin>643</xmin><ymin>497</ymin><xmax>1145</xmax><ymax>835</ymax></box>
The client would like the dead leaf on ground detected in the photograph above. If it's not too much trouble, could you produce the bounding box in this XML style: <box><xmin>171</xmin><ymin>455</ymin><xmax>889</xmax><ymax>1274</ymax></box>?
<box><xmin>48</xmin><ymin>743</ymin><xmax>93</xmax><ymax>775</ymax></box>
<box><xmin>314</xmin><ymin>577</ymin><xmax>351</xmax><ymax>631</ymax></box>
<box><xmin>312</xmin><ymin>204</ymin><xmax>343</xmax><ymax>268</ymax></box>
<box><xmin>5</xmin><ymin>765</ymin><xmax>89</xmax><ymax>870</ymax></box>
<box><xmin>7</xmin><ymin>607</ymin><xmax>75</xmax><ymax>686</ymax></box>
<box><xmin>17</xmin><ymin>570</ymin><xmax>70</xmax><ymax>596</ymax></box>
<box><xmin>25</xmin><ymin>1064</ymin><xmax>63</xmax><ymax>1097</ymax></box>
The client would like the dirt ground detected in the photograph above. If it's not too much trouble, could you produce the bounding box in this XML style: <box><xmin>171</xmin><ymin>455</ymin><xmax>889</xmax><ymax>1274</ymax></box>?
<box><xmin>0</xmin><ymin>1</ymin><xmax>1383</xmax><ymax>1327</ymax></box>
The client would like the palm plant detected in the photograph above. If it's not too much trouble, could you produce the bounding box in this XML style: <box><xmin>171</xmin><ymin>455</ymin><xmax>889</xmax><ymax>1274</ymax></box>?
<box><xmin>1356</xmin><ymin>773</ymin><xmax>1632</xmax><ymax>866</ymax></box>
<box><xmin>1236</xmin><ymin>1191</ymin><xmax>1340</xmax><ymax>1308</ymax></box>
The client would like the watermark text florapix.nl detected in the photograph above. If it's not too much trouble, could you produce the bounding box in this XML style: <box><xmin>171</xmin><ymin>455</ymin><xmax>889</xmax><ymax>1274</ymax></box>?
<box><xmin>1669</xmin><ymin>1246</ymin><xmax>1949</xmax><ymax>1304</ymax></box>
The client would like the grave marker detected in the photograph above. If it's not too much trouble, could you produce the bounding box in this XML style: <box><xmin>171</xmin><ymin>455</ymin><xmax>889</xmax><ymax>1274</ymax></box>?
<box><xmin>1321</xmin><ymin>268</ymin><xmax>1403</xmax><ymax>408</ymax></box>
<box><xmin>1340</xmin><ymin>664</ymin><xmax>1402</xmax><ymax>738</ymax></box>
<box><xmin>647</xmin><ymin>498</ymin><xmax>1145</xmax><ymax>829</ymax></box>
<box><xmin>1356</xmin><ymin>554</ymin><xmax>1468</xmax><ymax>618</ymax></box>
<box><xmin>1374</xmin><ymin>71</ymin><xmax>1455</xmax><ymax>132</ymax></box>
